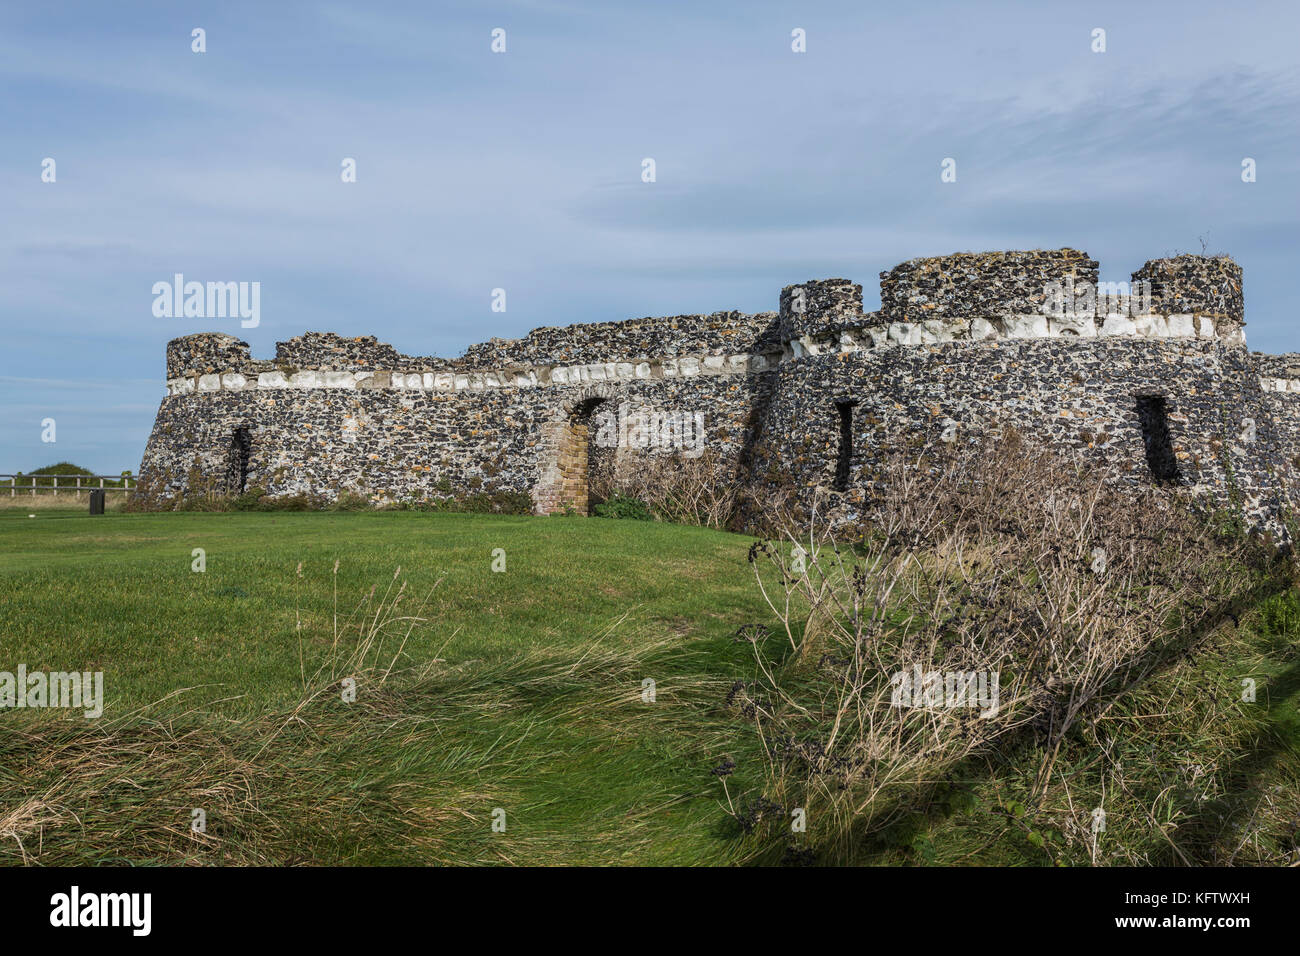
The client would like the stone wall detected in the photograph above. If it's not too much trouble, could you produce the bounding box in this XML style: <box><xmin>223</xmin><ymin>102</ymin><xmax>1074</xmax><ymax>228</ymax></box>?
<box><xmin>135</xmin><ymin>249</ymin><xmax>1297</xmax><ymax>532</ymax></box>
<box><xmin>166</xmin><ymin>333</ymin><xmax>253</xmax><ymax>380</ymax></box>
<box><xmin>748</xmin><ymin>338</ymin><xmax>1292</xmax><ymax>532</ymax></box>
<box><xmin>779</xmin><ymin>279</ymin><xmax>864</xmax><ymax>350</ymax></box>
<box><xmin>272</xmin><ymin>332</ymin><xmax>404</xmax><ymax>372</ymax></box>
<box><xmin>140</xmin><ymin>358</ymin><xmax>776</xmax><ymax>510</ymax></box>
<box><xmin>1133</xmin><ymin>255</ymin><xmax>1243</xmax><ymax>323</ymax></box>
<box><xmin>879</xmin><ymin>249</ymin><xmax>1099</xmax><ymax>323</ymax></box>
<box><xmin>1254</xmin><ymin>352</ymin><xmax>1300</xmax><ymax>474</ymax></box>
<box><xmin>458</xmin><ymin>311</ymin><xmax>782</xmax><ymax>368</ymax></box>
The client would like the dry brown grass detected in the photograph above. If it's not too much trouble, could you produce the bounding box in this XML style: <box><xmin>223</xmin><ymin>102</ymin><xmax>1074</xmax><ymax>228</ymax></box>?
<box><xmin>728</xmin><ymin>435</ymin><xmax>1266</xmax><ymax>862</ymax></box>
<box><xmin>0</xmin><ymin>490</ymin><xmax>130</xmax><ymax>511</ymax></box>
<box><xmin>591</xmin><ymin>447</ymin><xmax>748</xmax><ymax>528</ymax></box>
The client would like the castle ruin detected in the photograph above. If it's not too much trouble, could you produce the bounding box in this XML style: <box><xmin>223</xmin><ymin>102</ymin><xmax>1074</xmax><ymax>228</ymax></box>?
<box><xmin>135</xmin><ymin>249</ymin><xmax>1300</xmax><ymax>532</ymax></box>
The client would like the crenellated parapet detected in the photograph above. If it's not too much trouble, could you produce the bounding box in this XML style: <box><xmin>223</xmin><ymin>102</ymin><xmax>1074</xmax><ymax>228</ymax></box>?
<box><xmin>166</xmin><ymin>332</ymin><xmax>253</xmax><ymax>380</ymax></box>
<box><xmin>778</xmin><ymin>279</ymin><xmax>863</xmax><ymax>352</ymax></box>
<box><xmin>459</xmin><ymin>310</ymin><xmax>782</xmax><ymax>367</ymax></box>
<box><xmin>879</xmin><ymin>248</ymin><xmax>1099</xmax><ymax>324</ymax></box>
<box><xmin>1132</xmin><ymin>255</ymin><xmax>1243</xmax><ymax>337</ymax></box>
<box><xmin>273</xmin><ymin>332</ymin><xmax>403</xmax><ymax>371</ymax></box>
<box><xmin>161</xmin><ymin>250</ymin><xmax>1254</xmax><ymax>392</ymax></box>
<box><xmin>779</xmin><ymin>249</ymin><xmax>1248</xmax><ymax>355</ymax></box>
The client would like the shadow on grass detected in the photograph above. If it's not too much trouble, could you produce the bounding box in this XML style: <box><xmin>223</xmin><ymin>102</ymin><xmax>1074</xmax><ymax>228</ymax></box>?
<box><xmin>735</xmin><ymin>559</ymin><xmax>1300</xmax><ymax>866</ymax></box>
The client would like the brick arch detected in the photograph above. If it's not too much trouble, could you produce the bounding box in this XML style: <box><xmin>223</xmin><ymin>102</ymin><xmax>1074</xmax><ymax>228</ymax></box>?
<box><xmin>557</xmin><ymin>382</ymin><xmax>621</xmax><ymax>413</ymax></box>
<box><xmin>533</xmin><ymin>384</ymin><xmax>623</xmax><ymax>514</ymax></box>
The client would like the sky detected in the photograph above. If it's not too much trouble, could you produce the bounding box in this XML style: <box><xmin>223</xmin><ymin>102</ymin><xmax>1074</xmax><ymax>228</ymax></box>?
<box><xmin>2</xmin><ymin>0</ymin><xmax>1298</xmax><ymax>473</ymax></box>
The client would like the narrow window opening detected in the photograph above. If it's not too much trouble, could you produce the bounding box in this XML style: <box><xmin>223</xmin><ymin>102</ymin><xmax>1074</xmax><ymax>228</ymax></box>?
<box><xmin>228</xmin><ymin>427</ymin><xmax>253</xmax><ymax>493</ymax></box>
<box><xmin>834</xmin><ymin>400</ymin><xmax>858</xmax><ymax>491</ymax></box>
<box><xmin>1135</xmin><ymin>396</ymin><xmax>1179</xmax><ymax>483</ymax></box>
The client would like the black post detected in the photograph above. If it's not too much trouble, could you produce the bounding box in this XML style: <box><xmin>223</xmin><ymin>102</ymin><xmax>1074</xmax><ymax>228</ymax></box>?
<box><xmin>89</xmin><ymin>489</ymin><xmax>105</xmax><ymax>515</ymax></box>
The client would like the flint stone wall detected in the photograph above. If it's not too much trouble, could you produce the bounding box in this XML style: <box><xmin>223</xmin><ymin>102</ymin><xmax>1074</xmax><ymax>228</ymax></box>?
<box><xmin>779</xmin><ymin>279</ymin><xmax>864</xmax><ymax>347</ymax></box>
<box><xmin>139</xmin><ymin>367</ymin><xmax>776</xmax><ymax>504</ymax></box>
<box><xmin>879</xmin><ymin>249</ymin><xmax>1100</xmax><ymax>322</ymax></box>
<box><xmin>748</xmin><ymin>338</ymin><xmax>1292</xmax><ymax>532</ymax></box>
<box><xmin>459</xmin><ymin>311</ymin><xmax>783</xmax><ymax>368</ymax></box>
<box><xmin>1255</xmin><ymin>352</ymin><xmax>1300</xmax><ymax>472</ymax></box>
<box><xmin>1133</xmin><ymin>255</ymin><xmax>1243</xmax><ymax>322</ymax></box>
<box><xmin>136</xmin><ymin>249</ymin><xmax>1295</xmax><ymax>530</ymax></box>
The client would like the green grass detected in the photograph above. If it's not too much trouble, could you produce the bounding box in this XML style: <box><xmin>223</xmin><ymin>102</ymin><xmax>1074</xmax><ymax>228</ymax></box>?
<box><xmin>0</xmin><ymin>509</ymin><xmax>773</xmax><ymax>865</ymax></box>
<box><xmin>2</xmin><ymin>508</ymin><xmax>1298</xmax><ymax>866</ymax></box>
<box><xmin>0</xmin><ymin>510</ymin><xmax>761</xmax><ymax>709</ymax></box>
<box><xmin>882</xmin><ymin>618</ymin><xmax>1300</xmax><ymax>867</ymax></box>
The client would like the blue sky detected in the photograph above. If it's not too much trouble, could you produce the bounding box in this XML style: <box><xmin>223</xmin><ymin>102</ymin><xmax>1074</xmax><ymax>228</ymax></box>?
<box><xmin>2</xmin><ymin>0</ymin><xmax>1298</xmax><ymax>473</ymax></box>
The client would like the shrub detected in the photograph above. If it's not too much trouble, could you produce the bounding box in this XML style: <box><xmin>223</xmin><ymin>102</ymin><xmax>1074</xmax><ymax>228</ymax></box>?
<box><xmin>725</xmin><ymin>436</ymin><xmax>1270</xmax><ymax>863</ymax></box>
<box><xmin>593</xmin><ymin>494</ymin><xmax>653</xmax><ymax>520</ymax></box>
<box><xmin>130</xmin><ymin>477</ymin><xmax>532</xmax><ymax>518</ymax></box>
<box><xmin>591</xmin><ymin>448</ymin><xmax>740</xmax><ymax>528</ymax></box>
<box><xmin>1257</xmin><ymin>589</ymin><xmax>1300</xmax><ymax>637</ymax></box>
<box><xmin>330</xmin><ymin>490</ymin><xmax>373</xmax><ymax>512</ymax></box>
<box><xmin>259</xmin><ymin>493</ymin><xmax>323</xmax><ymax>512</ymax></box>
<box><xmin>214</xmin><ymin>486</ymin><xmax>329</xmax><ymax>512</ymax></box>
<box><xmin>229</xmin><ymin>487</ymin><xmax>268</xmax><ymax>511</ymax></box>
<box><xmin>397</xmin><ymin>489</ymin><xmax>533</xmax><ymax>516</ymax></box>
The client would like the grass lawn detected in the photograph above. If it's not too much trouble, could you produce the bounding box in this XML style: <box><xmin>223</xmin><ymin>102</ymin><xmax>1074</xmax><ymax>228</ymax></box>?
<box><xmin>2</xmin><ymin>507</ymin><xmax>1298</xmax><ymax>866</ymax></box>
<box><xmin>0</xmin><ymin>509</ymin><xmax>774</xmax><ymax>865</ymax></box>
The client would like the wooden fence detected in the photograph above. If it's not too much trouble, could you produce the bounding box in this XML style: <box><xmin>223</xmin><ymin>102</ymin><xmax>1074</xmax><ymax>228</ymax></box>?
<box><xmin>0</xmin><ymin>474</ymin><xmax>136</xmax><ymax>497</ymax></box>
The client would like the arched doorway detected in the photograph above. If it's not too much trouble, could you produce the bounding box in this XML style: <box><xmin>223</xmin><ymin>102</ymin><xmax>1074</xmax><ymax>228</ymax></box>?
<box><xmin>559</xmin><ymin>397</ymin><xmax>613</xmax><ymax>514</ymax></box>
<box><xmin>535</xmin><ymin>387</ymin><xmax>618</xmax><ymax>515</ymax></box>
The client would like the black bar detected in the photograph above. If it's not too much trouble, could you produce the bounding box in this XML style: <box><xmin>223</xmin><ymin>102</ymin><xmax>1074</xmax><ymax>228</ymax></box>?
<box><xmin>0</xmin><ymin>865</ymin><xmax>1283</xmax><ymax>941</ymax></box>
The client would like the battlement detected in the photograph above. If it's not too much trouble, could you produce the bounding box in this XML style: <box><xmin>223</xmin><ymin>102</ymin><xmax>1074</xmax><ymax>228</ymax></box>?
<box><xmin>162</xmin><ymin>250</ymin><xmax>1250</xmax><ymax>389</ymax></box>
<box><xmin>782</xmin><ymin>250</ymin><xmax>1246</xmax><ymax>355</ymax></box>
<box><xmin>273</xmin><ymin>332</ymin><xmax>403</xmax><ymax>371</ymax></box>
<box><xmin>165</xmin><ymin>332</ymin><xmax>427</xmax><ymax>381</ymax></box>
<box><xmin>1133</xmin><ymin>255</ymin><xmax>1243</xmax><ymax>323</ymax></box>
<box><xmin>778</xmin><ymin>278</ymin><xmax>864</xmax><ymax>345</ymax></box>
<box><xmin>166</xmin><ymin>332</ymin><xmax>253</xmax><ymax>380</ymax></box>
<box><xmin>879</xmin><ymin>248</ymin><xmax>1099</xmax><ymax>323</ymax></box>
